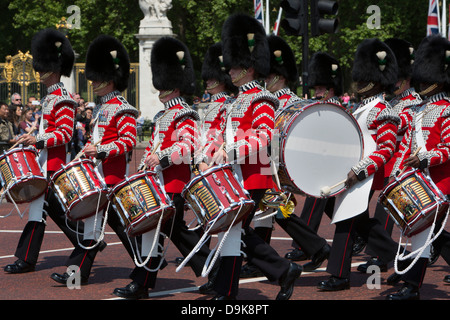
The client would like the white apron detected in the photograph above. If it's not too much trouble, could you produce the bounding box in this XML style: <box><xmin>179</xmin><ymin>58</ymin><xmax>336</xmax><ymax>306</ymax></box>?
<box><xmin>331</xmin><ymin>98</ymin><xmax>378</xmax><ymax>224</ymax></box>
<box><xmin>28</xmin><ymin>114</ymin><xmax>48</xmax><ymax>222</ymax></box>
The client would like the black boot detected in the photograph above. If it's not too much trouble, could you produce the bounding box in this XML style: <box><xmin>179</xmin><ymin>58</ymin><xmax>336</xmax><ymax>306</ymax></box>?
<box><xmin>113</xmin><ymin>281</ymin><xmax>149</xmax><ymax>299</ymax></box>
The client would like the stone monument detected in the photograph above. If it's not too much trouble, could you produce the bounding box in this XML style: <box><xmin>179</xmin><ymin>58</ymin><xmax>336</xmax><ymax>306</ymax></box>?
<box><xmin>135</xmin><ymin>0</ymin><xmax>173</xmax><ymax>121</ymax></box>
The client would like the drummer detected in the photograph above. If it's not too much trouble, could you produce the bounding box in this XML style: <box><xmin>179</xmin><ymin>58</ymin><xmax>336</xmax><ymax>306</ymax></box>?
<box><xmin>358</xmin><ymin>38</ymin><xmax>423</xmax><ymax>274</ymax></box>
<box><xmin>275</xmin><ymin>52</ymin><xmax>343</xmax><ymax>273</ymax></box>
<box><xmin>194</xmin><ymin>42</ymin><xmax>238</xmax><ymax>294</ymax></box>
<box><xmin>318</xmin><ymin>38</ymin><xmax>401</xmax><ymax>291</ymax></box>
<box><xmin>386</xmin><ymin>35</ymin><xmax>450</xmax><ymax>300</ymax></box>
<box><xmin>241</xmin><ymin>34</ymin><xmax>303</xmax><ymax>278</ymax></box>
<box><xmin>113</xmin><ymin>36</ymin><xmax>212</xmax><ymax>299</ymax></box>
<box><xmin>50</xmin><ymin>35</ymin><xmax>139</xmax><ymax>286</ymax></box>
<box><xmin>199</xmin><ymin>13</ymin><xmax>302</xmax><ymax>300</ymax></box>
<box><xmin>4</xmin><ymin>29</ymin><xmax>81</xmax><ymax>275</ymax></box>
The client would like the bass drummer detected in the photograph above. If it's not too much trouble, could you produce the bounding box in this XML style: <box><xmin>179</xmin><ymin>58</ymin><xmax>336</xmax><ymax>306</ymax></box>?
<box><xmin>4</xmin><ymin>29</ymin><xmax>81</xmax><ymax>275</ymax></box>
<box><xmin>275</xmin><ymin>52</ymin><xmax>343</xmax><ymax>273</ymax></box>
<box><xmin>318</xmin><ymin>38</ymin><xmax>401</xmax><ymax>292</ymax></box>
<box><xmin>50</xmin><ymin>35</ymin><xmax>139</xmax><ymax>287</ymax></box>
<box><xmin>357</xmin><ymin>38</ymin><xmax>423</xmax><ymax>274</ymax></box>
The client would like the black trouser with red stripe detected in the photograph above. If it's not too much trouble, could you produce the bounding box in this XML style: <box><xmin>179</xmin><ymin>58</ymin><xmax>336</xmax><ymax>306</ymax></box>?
<box><xmin>62</xmin><ymin>201</ymin><xmax>138</xmax><ymax>280</ymax></box>
<box><xmin>276</xmin><ymin>197</ymin><xmax>334</xmax><ymax>257</ymax></box>
<box><xmin>326</xmin><ymin>191</ymin><xmax>398</xmax><ymax>279</ymax></box>
<box><xmin>364</xmin><ymin>178</ymin><xmax>395</xmax><ymax>258</ymax></box>
<box><xmin>14</xmin><ymin>186</ymin><xmax>82</xmax><ymax>267</ymax></box>
<box><xmin>130</xmin><ymin>193</ymin><xmax>211</xmax><ymax>288</ymax></box>
<box><xmin>213</xmin><ymin>189</ymin><xmax>292</xmax><ymax>297</ymax></box>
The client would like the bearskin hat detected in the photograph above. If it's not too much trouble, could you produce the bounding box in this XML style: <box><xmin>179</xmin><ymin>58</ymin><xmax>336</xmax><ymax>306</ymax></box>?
<box><xmin>85</xmin><ymin>35</ymin><xmax>130</xmax><ymax>92</ymax></box>
<box><xmin>221</xmin><ymin>13</ymin><xmax>270</xmax><ymax>77</ymax></box>
<box><xmin>151</xmin><ymin>36</ymin><xmax>196</xmax><ymax>96</ymax></box>
<box><xmin>31</xmin><ymin>28</ymin><xmax>74</xmax><ymax>77</ymax></box>
<box><xmin>352</xmin><ymin>38</ymin><xmax>398</xmax><ymax>90</ymax></box>
<box><xmin>412</xmin><ymin>35</ymin><xmax>450</xmax><ymax>86</ymax></box>
<box><xmin>201</xmin><ymin>42</ymin><xmax>236</xmax><ymax>93</ymax></box>
<box><xmin>267</xmin><ymin>35</ymin><xmax>298</xmax><ymax>85</ymax></box>
<box><xmin>384</xmin><ymin>38</ymin><xmax>414</xmax><ymax>80</ymax></box>
<box><xmin>308</xmin><ymin>52</ymin><xmax>343</xmax><ymax>96</ymax></box>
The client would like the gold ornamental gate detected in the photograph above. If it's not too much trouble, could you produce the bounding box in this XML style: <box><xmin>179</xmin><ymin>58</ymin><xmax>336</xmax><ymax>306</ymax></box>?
<box><xmin>0</xmin><ymin>51</ymin><xmax>45</xmax><ymax>104</ymax></box>
<box><xmin>0</xmin><ymin>52</ymin><xmax>139</xmax><ymax>108</ymax></box>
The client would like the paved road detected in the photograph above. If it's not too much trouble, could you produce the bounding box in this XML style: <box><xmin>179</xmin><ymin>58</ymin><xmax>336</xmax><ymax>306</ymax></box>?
<box><xmin>0</xmin><ymin>148</ymin><xmax>448</xmax><ymax>309</ymax></box>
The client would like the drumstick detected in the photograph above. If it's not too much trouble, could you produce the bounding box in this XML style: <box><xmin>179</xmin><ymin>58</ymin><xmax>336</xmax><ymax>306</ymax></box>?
<box><xmin>8</xmin><ymin>137</ymin><xmax>24</xmax><ymax>150</ymax></box>
<box><xmin>399</xmin><ymin>147</ymin><xmax>422</xmax><ymax>175</ymax></box>
<box><xmin>142</xmin><ymin>141</ymin><xmax>161</xmax><ymax>171</ymax></box>
<box><xmin>208</xmin><ymin>142</ymin><xmax>225</xmax><ymax>167</ymax></box>
<box><xmin>73</xmin><ymin>141</ymin><xmax>101</xmax><ymax>161</ymax></box>
<box><xmin>320</xmin><ymin>178</ymin><xmax>347</xmax><ymax>197</ymax></box>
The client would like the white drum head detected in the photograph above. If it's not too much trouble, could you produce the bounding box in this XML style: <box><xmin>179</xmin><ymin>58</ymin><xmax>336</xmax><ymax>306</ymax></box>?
<box><xmin>281</xmin><ymin>103</ymin><xmax>363</xmax><ymax>197</ymax></box>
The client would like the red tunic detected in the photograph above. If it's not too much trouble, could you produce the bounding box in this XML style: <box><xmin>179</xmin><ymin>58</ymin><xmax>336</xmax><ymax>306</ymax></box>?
<box><xmin>384</xmin><ymin>88</ymin><xmax>422</xmax><ymax>178</ymax></box>
<box><xmin>141</xmin><ymin>97</ymin><xmax>198</xmax><ymax>193</ymax></box>
<box><xmin>90</xmin><ymin>91</ymin><xmax>138</xmax><ymax>186</ymax></box>
<box><xmin>222</xmin><ymin>81</ymin><xmax>278</xmax><ymax>190</ymax></box>
<box><xmin>36</xmin><ymin>82</ymin><xmax>76</xmax><ymax>173</ymax></box>
<box><xmin>393</xmin><ymin>93</ymin><xmax>450</xmax><ymax>195</ymax></box>
<box><xmin>196</xmin><ymin>92</ymin><xmax>232</xmax><ymax>165</ymax></box>
<box><xmin>351</xmin><ymin>94</ymin><xmax>399</xmax><ymax>190</ymax></box>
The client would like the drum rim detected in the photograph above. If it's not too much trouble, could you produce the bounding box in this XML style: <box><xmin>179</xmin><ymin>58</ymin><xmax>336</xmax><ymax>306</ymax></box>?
<box><xmin>181</xmin><ymin>163</ymin><xmax>233</xmax><ymax>196</ymax></box>
<box><xmin>66</xmin><ymin>191</ymin><xmax>109</xmax><ymax>220</ymax></box>
<box><xmin>0</xmin><ymin>146</ymin><xmax>39</xmax><ymax>159</ymax></box>
<box><xmin>50</xmin><ymin>157</ymin><xmax>97</xmax><ymax>180</ymax></box>
<box><xmin>201</xmin><ymin>198</ymin><xmax>255</xmax><ymax>233</ymax></box>
<box><xmin>276</xmin><ymin>101</ymin><xmax>364</xmax><ymax>198</ymax></box>
<box><xmin>108</xmin><ymin>170</ymin><xmax>158</xmax><ymax>197</ymax></box>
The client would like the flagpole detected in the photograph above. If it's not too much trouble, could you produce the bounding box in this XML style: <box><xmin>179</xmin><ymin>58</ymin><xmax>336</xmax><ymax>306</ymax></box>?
<box><xmin>274</xmin><ymin>8</ymin><xmax>283</xmax><ymax>35</ymax></box>
<box><xmin>443</xmin><ymin>0</ymin><xmax>448</xmax><ymax>37</ymax></box>
<box><xmin>266</xmin><ymin>0</ymin><xmax>270</xmax><ymax>34</ymax></box>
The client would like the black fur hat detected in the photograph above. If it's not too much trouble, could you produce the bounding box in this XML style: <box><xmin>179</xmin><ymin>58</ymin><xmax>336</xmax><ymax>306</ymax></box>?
<box><xmin>412</xmin><ymin>35</ymin><xmax>450</xmax><ymax>86</ymax></box>
<box><xmin>308</xmin><ymin>52</ymin><xmax>343</xmax><ymax>96</ymax></box>
<box><xmin>85</xmin><ymin>35</ymin><xmax>130</xmax><ymax>92</ymax></box>
<box><xmin>384</xmin><ymin>38</ymin><xmax>414</xmax><ymax>80</ymax></box>
<box><xmin>201</xmin><ymin>42</ymin><xmax>236</xmax><ymax>93</ymax></box>
<box><xmin>352</xmin><ymin>38</ymin><xmax>398</xmax><ymax>89</ymax></box>
<box><xmin>221</xmin><ymin>13</ymin><xmax>270</xmax><ymax>77</ymax></box>
<box><xmin>267</xmin><ymin>35</ymin><xmax>298</xmax><ymax>85</ymax></box>
<box><xmin>151</xmin><ymin>36</ymin><xmax>196</xmax><ymax>96</ymax></box>
<box><xmin>31</xmin><ymin>28</ymin><xmax>74</xmax><ymax>77</ymax></box>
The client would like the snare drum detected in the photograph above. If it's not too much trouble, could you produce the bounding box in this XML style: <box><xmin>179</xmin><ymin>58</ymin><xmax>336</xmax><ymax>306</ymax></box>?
<box><xmin>0</xmin><ymin>147</ymin><xmax>47</xmax><ymax>203</ymax></box>
<box><xmin>109</xmin><ymin>171</ymin><xmax>175</xmax><ymax>237</ymax></box>
<box><xmin>182</xmin><ymin>164</ymin><xmax>255</xmax><ymax>234</ymax></box>
<box><xmin>50</xmin><ymin>158</ymin><xmax>109</xmax><ymax>221</ymax></box>
<box><xmin>379</xmin><ymin>169</ymin><xmax>450</xmax><ymax>237</ymax></box>
<box><xmin>275</xmin><ymin>101</ymin><xmax>363</xmax><ymax>197</ymax></box>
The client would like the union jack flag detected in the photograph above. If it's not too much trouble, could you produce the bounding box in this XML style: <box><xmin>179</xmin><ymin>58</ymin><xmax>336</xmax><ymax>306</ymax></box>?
<box><xmin>254</xmin><ymin>0</ymin><xmax>264</xmax><ymax>26</ymax></box>
<box><xmin>427</xmin><ymin>0</ymin><xmax>440</xmax><ymax>35</ymax></box>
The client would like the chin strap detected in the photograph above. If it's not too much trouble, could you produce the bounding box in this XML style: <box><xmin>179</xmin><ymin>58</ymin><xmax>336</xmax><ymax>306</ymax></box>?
<box><xmin>356</xmin><ymin>82</ymin><xmax>375</xmax><ymax>94</ymax></box>
<box><xmin>418</xmin><ymin>83</ymin><xmax>438</xmax><ymax>96</ymax></box>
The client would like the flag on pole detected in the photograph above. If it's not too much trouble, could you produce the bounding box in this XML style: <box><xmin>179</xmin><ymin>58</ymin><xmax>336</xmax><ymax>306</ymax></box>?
<box><xmin>427</xmin><ymin>0</ymin><xmax>441</xmax><ymax>35</ymax></box>
<box><xmin>254</xmin><ymin>0</ymin><xmax>264</xmax><ymax>27</ymax></box>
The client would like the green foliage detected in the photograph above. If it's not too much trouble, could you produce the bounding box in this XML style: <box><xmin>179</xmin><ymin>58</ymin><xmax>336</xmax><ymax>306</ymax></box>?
<box><xmin>1</xmin><ymin>0</ymin><xmax>432</xmax><ymax>96</ymax></box>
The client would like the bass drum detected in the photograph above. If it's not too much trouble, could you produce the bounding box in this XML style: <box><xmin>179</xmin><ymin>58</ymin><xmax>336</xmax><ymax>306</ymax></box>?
<box><xmin>275</xmin><ymin>100</ymin><xmax>364</xmax><ymax>198</ymax></box>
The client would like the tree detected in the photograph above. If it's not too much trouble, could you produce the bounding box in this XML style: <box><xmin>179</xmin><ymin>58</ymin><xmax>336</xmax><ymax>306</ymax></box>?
<box><xmin>7</xmin><ymin>0</ymin><xmax>142</xmax><ymax>61</ymax></box>
<box><xmin>4</xmin><ymin>0</ymin><xmax>431</xmax><ymax>97</ymax></box>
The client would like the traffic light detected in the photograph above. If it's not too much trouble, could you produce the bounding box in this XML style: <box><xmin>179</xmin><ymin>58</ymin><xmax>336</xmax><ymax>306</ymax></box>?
<box><xmin>280</xmin><ymin>0</ymin><xmax>307</xmax><ymax>36</ymax></box>
<box><xmin>310</xmin><ymin>0</ymin><xmax>339</xmax><ymax>36</ymax></box>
